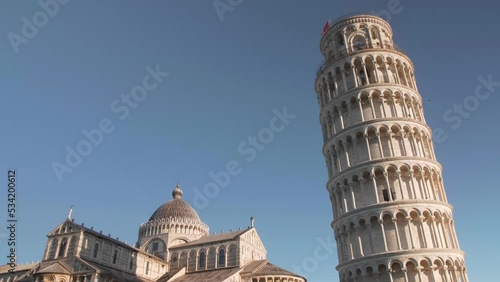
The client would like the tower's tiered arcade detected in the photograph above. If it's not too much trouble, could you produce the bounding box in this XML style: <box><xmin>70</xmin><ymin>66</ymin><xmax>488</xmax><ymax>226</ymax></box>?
<box><xmin>315</xmin><ymin>14</ymin><xmax>468</xmax><ymax>282</ymax></box>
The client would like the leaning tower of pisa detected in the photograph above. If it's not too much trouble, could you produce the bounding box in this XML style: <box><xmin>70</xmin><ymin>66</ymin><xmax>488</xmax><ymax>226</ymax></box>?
<box><xmin>314</xmin><ymin>14</ymin><xmax>469</xmax><ymax>282</ymax></box>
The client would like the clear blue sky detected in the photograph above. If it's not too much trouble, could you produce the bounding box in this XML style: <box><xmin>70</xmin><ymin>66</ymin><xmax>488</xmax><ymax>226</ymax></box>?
<box><xmin>1</xmin><ymin>1</ymin><xmax>499</xmax><ymax>281</ymax></box>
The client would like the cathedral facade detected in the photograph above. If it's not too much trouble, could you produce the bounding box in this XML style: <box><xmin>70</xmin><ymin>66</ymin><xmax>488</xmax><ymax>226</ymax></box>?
<box><xmin>0</xmin><ymin>185</ymin><xmax>305</xmax><ymax>282</ymax></box>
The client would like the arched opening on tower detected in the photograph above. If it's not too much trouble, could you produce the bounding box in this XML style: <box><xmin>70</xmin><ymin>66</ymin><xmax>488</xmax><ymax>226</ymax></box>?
<box><xmin>376</xmin><ymin>56</ymin><xmax>390</xmax><ymax>83</ymax></box>
<box><xmin>411</xmin><ymin>211</ymin><xmax>426</xmax><ymax>249</ymax></box>
<box><xmin>344</xmin><ymin>63</ymin><xmax>355</xmax><ymax>90</ymax></box>
<box><xmin>351</xmin><ymin>34</ymin><xmax>367</xmax><ymax>51</ymax></box>
<box><xmin>371</xmin><ymin>27</ymin><xmax>382</xmax><ymax>48</ymax></box>
<box><xmin>380</xmin><ymin>127</ymin><xmax>392</xmax><ymax>158</ymax></box>
<box><xmin>365</xmin><ymin>57</ymin><xmax>377</xmax><ymax>84</ymax></box>
<box><xmin>390</xmin><ymin>261</ymin><xmax>404</xmax><ymax>282</ymax></box>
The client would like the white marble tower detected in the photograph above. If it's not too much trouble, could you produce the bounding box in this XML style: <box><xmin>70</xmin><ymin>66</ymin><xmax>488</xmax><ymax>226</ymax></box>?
<box><xmin>314</xmin><ymin>14</ymin><xmax>469</xmax><ymax>282</ymax></box>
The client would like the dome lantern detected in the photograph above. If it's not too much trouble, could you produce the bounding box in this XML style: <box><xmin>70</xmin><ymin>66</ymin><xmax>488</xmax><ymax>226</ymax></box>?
<box><xmin>172</xmin><ymin>184</ymin><xmax>183</xmax><ymax>199</ymax></box>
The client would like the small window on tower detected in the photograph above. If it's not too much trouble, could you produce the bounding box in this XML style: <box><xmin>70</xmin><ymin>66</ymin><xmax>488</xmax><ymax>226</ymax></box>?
<box><xmin>58</xmin><ymin>240</ymin><xmax>67</xmax><ymax>257</ymax></box>
<box><xmin>360</xmin><ymin>71</ymin><xmax>367</xmax><ymax>85</ymax></box>
<box><xmin>199</xmin><ymin>252</ymin><xmax>206</xmax><ymax>269</ymax></box>
<box><xmin>218</xmin><ymin>249</ymin><xmax>226</xmax><ymax>267</ymax></box>
<box><xmin>147</xmin><ymin>240</ymin><xmax>165</xmax><ymax>254</ymax></box>
<box><xmin>93</xmin><ymin>243</ymin><xmax>99</xmax><ymax>258</ymax></box>
<box><xmin>382</xmin><ymin>189</ymin><xmax>390</xmax><ymax>201</ymax></box>
<box><xmin>130</xmin><ymin>254</ymin><xmax>135</xmax><ymax>270</ymax></box>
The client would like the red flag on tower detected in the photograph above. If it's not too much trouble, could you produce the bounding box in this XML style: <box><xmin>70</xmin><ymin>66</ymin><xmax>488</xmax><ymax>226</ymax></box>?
<box><xmin>322</xmin><ymin>19</ymin><xmax>332</xmax><ymax>35</ymax></box>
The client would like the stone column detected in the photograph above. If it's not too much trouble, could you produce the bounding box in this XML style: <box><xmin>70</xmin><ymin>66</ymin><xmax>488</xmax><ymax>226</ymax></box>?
<box><xmin>362</xmin><ymin>63</ymin><xmax>369</xmax><ymax>85</ymax></box>
<box><xmin>341</xmin><ymin>188</ymin><xmax>349</xmax><ymax>213</ymax></box>
<box><xmin>420</xmin><ymin>175</ymin><xmax>430</xmax><ymax>199</ymax></box>
<box><xmin>408</xmin><ymin>171</ymin><xmax>417</xmax><ymax>199</ymax></box>
<box><xmin>369</xmin><ymin>96</ymin><xmax>376</xmax><ymax>118</ymax></box>
<box><xmin>373</xmin><ymin>61</ymin><xmax>380</xmax><ymax>83</ymax></box>
<box><xmin>403</xmin><ymin>269</ymin><xmax>409</xmax><ymax>282</ymax></box>
<box><xmin>357</xmin><ymin>179</ymin><xmax>365</xmax><ymax>207</ymax></box>
<box><xmin>380</xmin><ymin>97</ymin><xmax>387</xmax><ymax>118</ymax></box>
<box><xmin>379</xmin><ymin>219</ymin><xmax>388</xmax><ymax>252</ymax></box>
<box><xmin>351</xmin><ymin>65</ymin><xmax>359</xmax><ymax>88</ymax></box>
<box><xmin>419</xmin><ymin>216</ymin><xmax>429</xmax><ymax>248</ymax></box>
<box><xmin>357</xmin><ymin>98</ymin><xmax>365</xmax><ymax>122</ymax></box>
<box><xmin>341</xmin><ymin>70</ymin><xmax>348</xmax><ymax>91</ymax></box>
<box><xmin>371</xmin><ymin>174</ymin><xmax>380</xmax><ymax>204</ymax></box>
<box><xmin>348</xmin><ymin>183</ymin><xmax>356</xmax><ymax>209</ymax></box>
<box><xmin>335</xmin><ymin>190</ymin><xmax>343</xmax><ymax>215</ymax></box>
<box><xmin>396</xmin><ymin>171</ymin><xmax>405</xmax><ymax>200</ymax></box>
<box><xmin>388</xmin><ymin>130</ymin><xmax>395</xmax><ymax>157</ymax></box>
<box><xmin>365</xmin><ymin>134</ymin><xmax>372</xmax><ymax>160</ymax></box>
<box><xmin>350</xmin><ymin>138</ymin><xmax>358</xmax><ymax>165</ymax></box>
<box><xmin>377</xmin><ymin>133</ymin><xmax>384</xmax><ymax>158</ymax></box>
<box><xmin>333</xmin><ymin>77</ymin><xmax>339</xmax><ymax>97</ymax></box>
<box><xmin>367</xmin><ymin>223</ymin><xmax>374</xmax><ymax>255</ymax></box>
<box><xmin>406</xmin><ymin>217</ymin><xmax>415</xmax><ymax>249</ymax></box>
<box><xmin>355</xmin><ymin>225</ymin><xmax>364</xmax><ymax>257</ymax></box>
<box><xmin>344</xmin><ymin>143</ymin><xmax>351</xmax><ymax>168</ymax></box>
<box><xmin>384</xmin><ymin>173</ymin><xmax>393</xmax><ymax>201</ymax></box>
<box><xmin>339</xmin><ymin>111</ymin><xmax>345</xmax><ymax>130</ymax></box>
<box><xmin>393</xmin><ymin>64</ymin><xmax>400</xmax><ymax>84</ymax></box>
<box><xmin>393</xmin><ymin>218</ymin><xmax>402</xmax><ymax>250</ymax></box>
<box><xmin>431</xmin><ymin>217</ymin><xmax>443</xmax><ymax>248</ymax></box>
<box><xmin>346</xmin><ymin>228</ymin><xmax>354</xmax><ymax>259</ymax></box>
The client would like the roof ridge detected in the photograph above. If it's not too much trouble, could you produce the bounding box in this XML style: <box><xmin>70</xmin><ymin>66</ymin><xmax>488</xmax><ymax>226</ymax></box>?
<box><xmin>37</xmin><ymin>261</ymin><xmax>71</xmax><ymax>274</ymax></box>
<box><xmin>68</xmin><ymin>220</ymin><xmax>139</xmax><ymax>250</ymax></box>
<box><xmin>253</xmin><ymin>261</ymin><xmax>305</xmax><ymax>278</ymax></box>
<box><xmin>250</xmin><ymin>259</ymin><xmax>269</xmax><ymax>274</ymax></box>
<box><xmin>75</xmin><ymin>257</ymin><xmax>101</xmax><ymax>272</ymax></box>
<box><xmin>169</xmin><ymin>228</ymin><xmax>250</xmax><ymax>249</ymax></box>
<box><xmin>9</xmin><ymin>262</ymin><xmax>40</xmax><ymax>280</ymax></box>
<box><xmin>67</xmin><ymin>221</ymin><xmax>166</xmax><ymax>262</ymax></box>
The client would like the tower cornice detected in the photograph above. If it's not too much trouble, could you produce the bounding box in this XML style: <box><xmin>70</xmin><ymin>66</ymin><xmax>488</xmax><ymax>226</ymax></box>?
<box><xmin>316</xmin><ymin>47</ymin><xmax>414</xmax><ymax>83</ymax></box>
<box><xmin>321</xmin><ymin>119</ymin><xmax>433</xmax><ymax>152</ymax></box>
<box><xmin>330</xmin><ymin>200</ymin><xmax>454</xmax><ymax>228</ymax></box>
<box><xmin>325</xmin><ymin>157</ymin><xmax>443</xmax><ymax>187</ymax></box>
<box><xmin>335</xmin><ymin>248</ymin><xmax>466</xmax><ymax>271</ymax></box>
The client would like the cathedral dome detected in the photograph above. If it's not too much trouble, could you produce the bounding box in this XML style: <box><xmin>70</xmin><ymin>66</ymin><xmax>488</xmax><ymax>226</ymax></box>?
<box><xmin>148</xmin><ymin>185</ymin><xmax>201</xmax><ymax>223</ymax></box>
